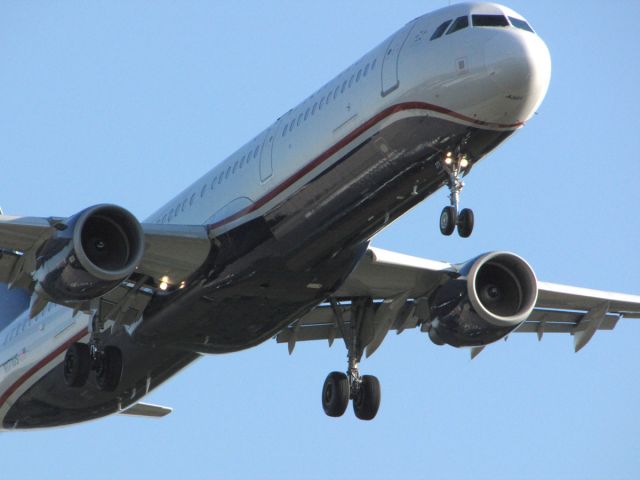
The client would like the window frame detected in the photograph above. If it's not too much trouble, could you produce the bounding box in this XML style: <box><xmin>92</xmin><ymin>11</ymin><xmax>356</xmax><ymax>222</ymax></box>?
<box><xmin>446</xmin><ymin>15</ymin><xmax>469</xmax><ymax>35</ymax></box>
<box><xmin>430</xmin><ymin>19</ymin><xmax>453</xmax><ymax>40</ymax></box>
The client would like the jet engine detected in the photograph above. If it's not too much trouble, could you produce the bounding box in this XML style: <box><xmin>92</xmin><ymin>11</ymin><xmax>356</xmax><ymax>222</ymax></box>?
<box><xmin>428</xmin><ymin>252</ymin><xmax>538</xmax><ymax>348</ymax></box>
<box><xmin>34</xmin><ymin>204</ymin><xmax>144</xmax><ymax>303</ymax></box>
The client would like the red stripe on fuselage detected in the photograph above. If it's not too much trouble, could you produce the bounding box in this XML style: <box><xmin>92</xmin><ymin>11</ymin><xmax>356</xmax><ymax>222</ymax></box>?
<box><xmin>208</xmin><ymin>101</ymin><xmax>522</xmax><ymax>230</ymax></box>
<box><xmin>0</xmin><ymin>327</ymin><xmax>89</xmax><ymax>414</ymax></box>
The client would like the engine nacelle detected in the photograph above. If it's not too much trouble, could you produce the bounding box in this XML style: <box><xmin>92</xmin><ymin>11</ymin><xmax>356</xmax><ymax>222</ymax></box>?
<box><xmin>429</xmin><ymin>252</ymin><xmax>538</xmax><ymax>348</ymax></box>
<box><xmin>34</xmin><ymin>204</ymin><xmax>144</xmax><ymax>303</ymax></box>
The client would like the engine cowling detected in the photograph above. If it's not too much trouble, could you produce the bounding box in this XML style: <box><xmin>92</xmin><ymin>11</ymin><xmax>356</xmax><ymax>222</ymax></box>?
<box><xmin>34</xmin><ymin>204</ymin><xmax>144</xmax><ymax>303</ymax></box>
<box><xmin>429</xmin><ymin>252</ymin><xmax>538</xmax><ymax>348</ymax></box>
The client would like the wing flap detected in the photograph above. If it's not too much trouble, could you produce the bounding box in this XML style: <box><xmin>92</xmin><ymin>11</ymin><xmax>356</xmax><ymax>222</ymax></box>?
<box><xmin>138</xmin><ymin>223</ymin><xmax>211</xmax><ymax>284</ymax></box>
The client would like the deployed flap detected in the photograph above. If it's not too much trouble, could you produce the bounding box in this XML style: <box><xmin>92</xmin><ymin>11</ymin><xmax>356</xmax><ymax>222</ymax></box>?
<box><xmin>120</xmin><ymin>402</ymin><xmax>172</xmax><ymax>418</ymax></box>
<box><xmin>138</xmin><ymin>223</ymin><xmax>211</xmax><ymax>284</ymax></box>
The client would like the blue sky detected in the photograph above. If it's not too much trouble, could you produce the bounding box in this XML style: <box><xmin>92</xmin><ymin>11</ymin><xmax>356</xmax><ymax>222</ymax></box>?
<box><xmin>1</xmin><ymin>1</ymin><xmax>640</xmax><ymax>479</ymax></box>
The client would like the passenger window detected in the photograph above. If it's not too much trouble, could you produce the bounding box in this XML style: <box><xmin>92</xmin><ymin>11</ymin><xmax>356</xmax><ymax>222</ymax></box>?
<box><xmin>190</xmin><ymin>193</ymin><xmax>196</xmax><ymax>205</ymax></box>
<box><xmin>232</xmin><ymin>160</ymin><xmax>238</xmax><ymax>174</ymax></box>
<box><xmin>364</xmin><ymin>63</ymin><xmax>369</xmax><ymax>76</ymax></box>
<box><xmin>326</xmin><ymin>92</ymin><xmax>331</xmax><ymax>105</ymax></box>
<box><xmin>305</xmin><ymin>107</ymin><xmax>310</xmax><ymax>120</ymax></box>
<box><xmin>341</xmin><ymin>80</ymin><xmax>347</xmax><ymax>93</ymax></box>
<box><xmin>472</xmin><ymin>14</ymin><xmax>508</xmax><ymax>27</ymax></box>
<box><xmin>509</xmin><ymin>16</ymin><xmax>534</xmax><ymax>32</ymax></box>
<box><xmin>430</xmin><ymin>19</ymin><xmax>452</xmax><ymax>40</ymax></box>
<box><xmin>312</xmin><ymin>102</ymin><xmax>317</xmax><ymax>114</ymax></box>
<box><xmin>319</xmin><ymin>97</ymin><xmax>325</xmax><ymax>109</ymax></box>
<box><xmin>289</xmin><ymin>120</ymin><xmax>294</xmax><ymax>132</ymax></box>
<box><xmin>254</xmin><ymin>146</ymin><xmax>259</xmax><ymax>158</ymax></box>
<box><xmin>371</xmin><ymin>58</ymin><xmax>377</xmax><ymax>70</ymax></box>
<box><xmin>333</xmin><ymin>86</ymin><xmax>339</xmax><ymax>99</ymax></box>
<box><xmin>240</xmin><ymin>155</ymin><xmax>245</xmax><ymax>167</ymax></box>
<box><xmin>181</xmin><ymin>199</ymin><xmax>187</xmax><ymax>211</ymax></box>
<box><xmin>356</xmin><ymin>69</ymin><xmax>362</xmax><ymax>82</ymax></box>
<box><xmin>201</xmin><ymin>184</ymin><xmax>207</xmax><ymax>197</ymax></box>
<box><xmin>282</xmin><ymin>126</ymin><xmax>287</xmax><ymax>137</ymax></box>
<box><xmin>447</xmin><ymin>16</ymin><xmax>469</xmax><ymax>34</ymax></box>
<box><xmin>349</xmin><ymin>74</ymin><xmax>354</xmax><ymax>87</ymax></box>
<box><xmin>161</xmin><ymin>214</ymin><xmax>167</xmax><ymax>224</ymax></box>
<box><xmin>218</xmin><ymin>173</ymin><xmax>223</xmax><ymax>184</ymax></box>
<box><xmin>174</xmin><ymin>205</ymin><xmax>180</xmax><ymax>216</ymax></box>
<box><xmin>225</xmin><ymin>166</ymin><xmax>231</xmax><ymax>179</ymax></box>
<box><xmin>297</xmin><ymin>112</ymin><xmax>303</xmax><ymax>125</ymax></box>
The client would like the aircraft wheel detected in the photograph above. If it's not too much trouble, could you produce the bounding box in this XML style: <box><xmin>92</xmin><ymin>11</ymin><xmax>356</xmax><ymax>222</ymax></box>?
<box><xmin>322</xmin><ymin>371</ymin><xmax>350</xmax><ymax>417</ymax></box>
<box><xmin>95</xmin><ymin>346</ymin><xmax>123</xmax><ymax>392</ymax></box>
<box><xmin>63</xmin><ymin>342</ymin><xmax>91</xmax><ymax>387</ymax></box>
<box><xmin>439</xmin><ymin>206</ymin><xmax>457</xmax><ymax>236</ymax></box>
<box><xmin>353</xmin><ymin>375</ymin><xmax>381</xmax><ymax>421</ymax></box>
<box><xmin>457</xmin><ymin>208</ymin><xmax>474</xmax><ymax>238</ymax></box>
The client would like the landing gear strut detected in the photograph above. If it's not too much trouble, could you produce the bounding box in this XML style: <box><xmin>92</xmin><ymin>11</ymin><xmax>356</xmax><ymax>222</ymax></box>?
<box><xmin>439</xmin><ymin>151</ymin><xmax>474</xmax><ymax>238</ymax></box>
<box><xmin>322</xmin><ymin>298</ymin><xmax>382</xmax><ymax>421</ymax></box>
<box><xmin>63</xmin><ymin>342</ymin><xmax>123</xmax><ymax>392</ymax></box>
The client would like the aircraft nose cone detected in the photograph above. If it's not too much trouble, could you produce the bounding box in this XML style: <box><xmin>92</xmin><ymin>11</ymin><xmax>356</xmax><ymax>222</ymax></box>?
<box><xmin>484</xmin><ymin>31</ymin><xmax>551</xmax><ymax>121</ymax></box>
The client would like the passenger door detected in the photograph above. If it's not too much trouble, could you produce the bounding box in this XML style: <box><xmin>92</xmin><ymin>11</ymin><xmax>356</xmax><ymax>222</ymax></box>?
<box><xmin>260</xmin><ymin>126</ymin><xmax>277</xmax><ymax>183</ymax></box>
<box><xmin>381</xmin><ymin>22</ymin><xmax>416</xmax><ymax>96</ymax></box>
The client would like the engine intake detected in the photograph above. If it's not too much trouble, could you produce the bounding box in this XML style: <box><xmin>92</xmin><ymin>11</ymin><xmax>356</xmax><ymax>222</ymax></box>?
<box><xmin>35</xmin><ymin>204</ymin><xmax>144</xmax><ymax>303</ymax></box>
<box><xmin>429</xmin><ymin>252</ymin><xmax>537</xmax><ymax>347</ymax></box>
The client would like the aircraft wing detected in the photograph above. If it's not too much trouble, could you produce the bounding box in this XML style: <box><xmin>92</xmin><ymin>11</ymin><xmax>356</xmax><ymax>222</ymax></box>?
<box><xmin>277</xmin><ymin>247</ymin><xmax>640</xmax><ymax>356</ymax></box>
<box><xmin>0</xmin><ymin>213</ymin><xmax>211</xmax><ymax>291</ymax></box>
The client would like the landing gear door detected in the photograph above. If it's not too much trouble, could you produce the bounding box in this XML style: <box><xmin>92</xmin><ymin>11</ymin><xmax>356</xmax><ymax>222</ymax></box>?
<box><xmin>381</xmin><ymin>22</ymin><xmax>415</xmax><ymax>97</ymax></box>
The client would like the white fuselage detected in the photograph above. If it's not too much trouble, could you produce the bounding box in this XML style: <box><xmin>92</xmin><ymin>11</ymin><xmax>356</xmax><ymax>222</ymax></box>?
<box><xmin>0</xmin><ymin>2</ymin><xmax>550</xmax><ymax>429</ymax></box>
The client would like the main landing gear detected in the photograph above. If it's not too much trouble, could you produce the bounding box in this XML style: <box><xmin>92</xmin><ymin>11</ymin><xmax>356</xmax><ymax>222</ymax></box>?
<box><xmin>322</xmin><ymin>298</ymin><xmax>381</xmax><ymax>421</ymax></box>
<box><xmin>439</xmin><ymin>151</ymin><xmax>474</xmax><ymax>238</ymax></box>
<box><xmin>63</xmin><ymin>342</ymin><xmax>123</xmax><ymax>392</ymax></box>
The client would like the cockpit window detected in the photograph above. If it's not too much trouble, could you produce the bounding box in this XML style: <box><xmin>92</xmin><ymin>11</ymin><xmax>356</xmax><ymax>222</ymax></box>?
<box><xmin>472</xmin><ymin>14</ymin><xmax>509</xmax><ymax>27</ymax></box>
<box><xmin>446</xmin><ymin>16</ymin><xmax>469</xmax><ymax>35</ymax></box>
<box><xmin>509</xmin><ymin>16</ymin><xmax>534</xmax><ymax>33</ymax></box>
<box><xmin>430</xmin><ymin>19</ymin><xmax>452</xmax><ymax>40</ymax></box>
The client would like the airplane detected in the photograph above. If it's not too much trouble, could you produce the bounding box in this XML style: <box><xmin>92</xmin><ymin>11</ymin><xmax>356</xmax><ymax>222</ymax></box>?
<box><xmin>1</xmin><ymin>1</ymin><xmax>639</xmax><ymax>430</ymax></box>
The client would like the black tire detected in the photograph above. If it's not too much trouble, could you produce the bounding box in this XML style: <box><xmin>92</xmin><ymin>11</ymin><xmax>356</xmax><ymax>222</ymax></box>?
<box><xmin>95</xmin><ymin>346</ymin><xmax>123</xmax><ymax>392</ymax></box>
<box><xmin>457</xmin><ymin>208</ymin><xmax>474</xmax><ymax>238</ymax></box>
<box><xmin>353</xmin><ymin>375</ymin><xmax>381</xmax><ymax>421</ymax></box>
<box><xmin>322</xmin><ymin>371</ymin><xmax>350</xmax><ymax>417</ymax></box>
<box><xmin>63</xmin><ymin>342</ymin><xmax>91</xmax><ymax>387</ymax></box>
<box><xmin>439</xmin><ymin>206</ymin><xmax>457</xmax><ymax>236</ymax></box>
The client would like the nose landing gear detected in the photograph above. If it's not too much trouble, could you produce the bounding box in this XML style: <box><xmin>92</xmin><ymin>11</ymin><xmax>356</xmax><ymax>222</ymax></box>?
<box><xmin>439</xmin><ymin>151</ymin><xmax>474</xmax><ymax>238</ymax></box>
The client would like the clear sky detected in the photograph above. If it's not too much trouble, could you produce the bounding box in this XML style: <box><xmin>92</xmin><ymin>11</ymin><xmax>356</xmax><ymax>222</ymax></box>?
<box><xmin>1</xmin><ymin>1</ymin><xmax>640</xmax><ymax>479</ymax></box>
